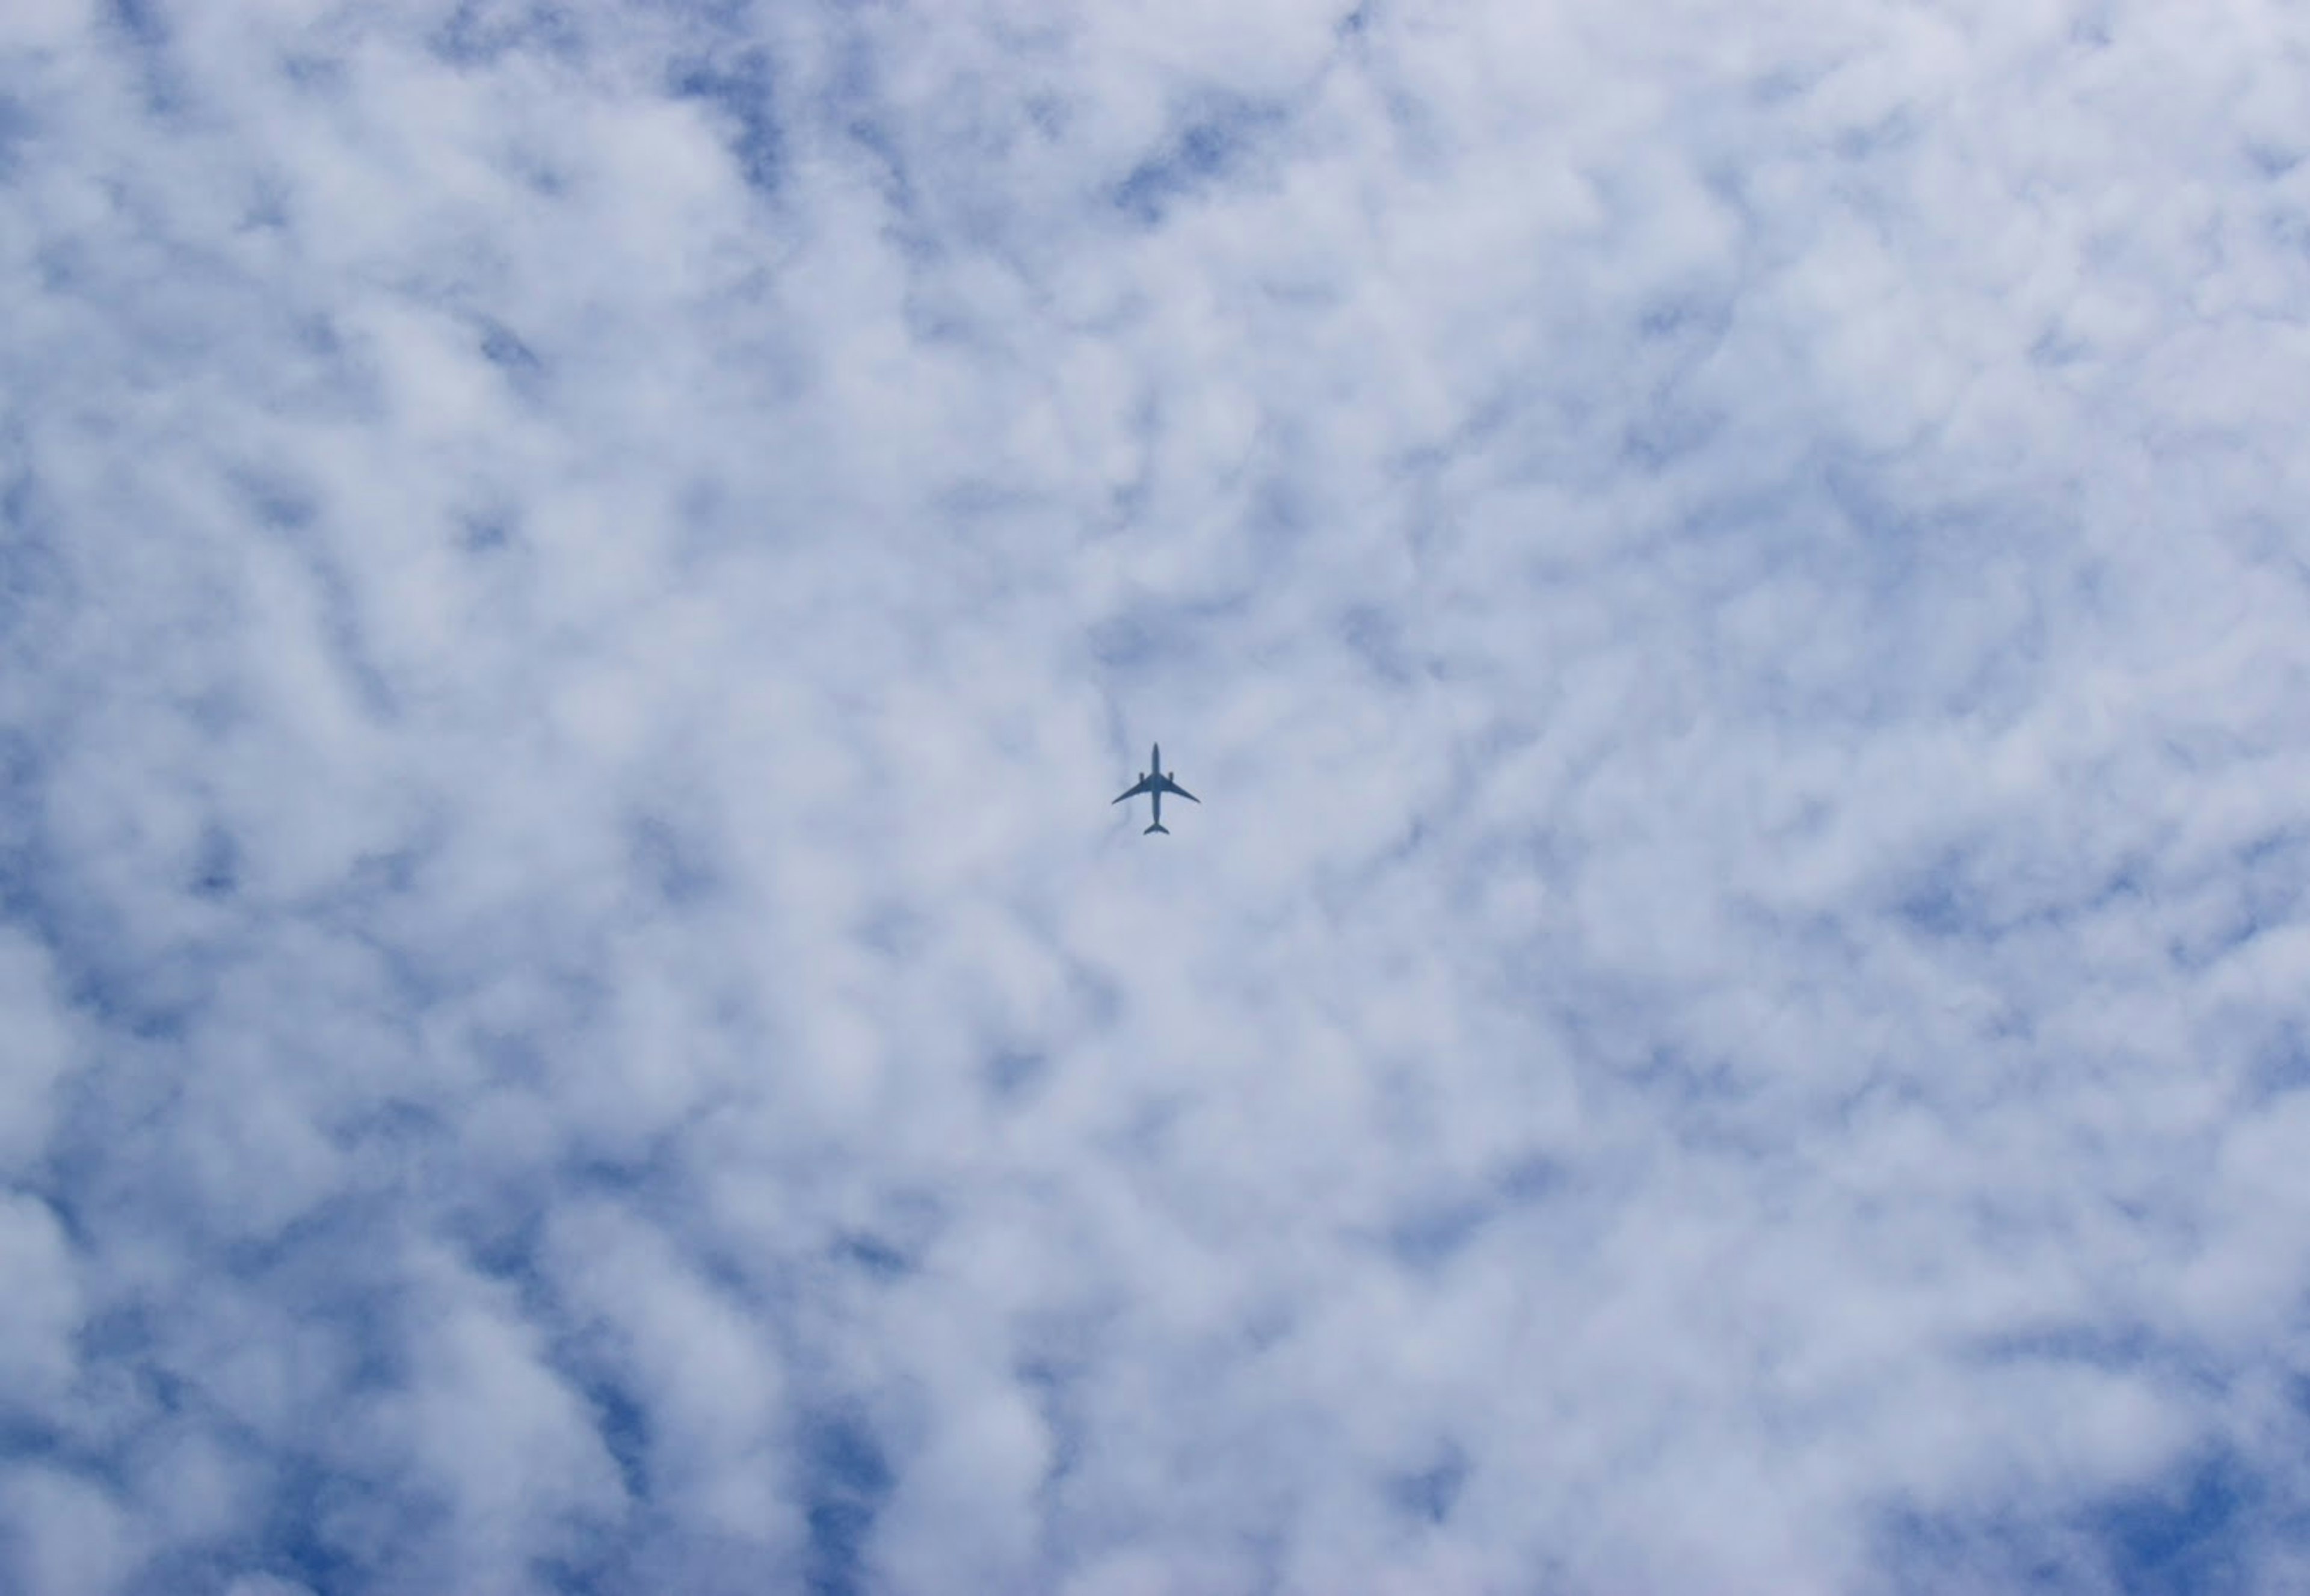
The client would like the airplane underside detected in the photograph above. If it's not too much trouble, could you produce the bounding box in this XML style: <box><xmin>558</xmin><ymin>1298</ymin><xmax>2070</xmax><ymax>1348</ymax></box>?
<box><xmin>1114</xmin><ymin>744</ymin><xmax>1194</xmax><ymax>835</ymax></box>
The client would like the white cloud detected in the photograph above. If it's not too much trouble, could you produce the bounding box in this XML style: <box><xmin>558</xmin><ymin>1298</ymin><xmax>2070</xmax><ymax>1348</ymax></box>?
<box><xmin>0</xmin><ymin>1464</ymin><xmax>141</xmax><ymax>1596</ymax></box>
<box><xmin>0</xmin><ymin>1193</ymin><xmax>78</xmax><ymax>1405</ymax></box>
<box><xmin>0</xmin><ymin>931</ymin><xmax>73</xmax><ymax>1178</ymax></box>
<box><xmin>4</xmin><ymin>0</ymin><xmax>2309</xmax><ymax>1590</ymax></box>
<box><xmin>378</xmin><ymin>1251</ymin><xmax>629</xmax><ymax>1583</ymax></box>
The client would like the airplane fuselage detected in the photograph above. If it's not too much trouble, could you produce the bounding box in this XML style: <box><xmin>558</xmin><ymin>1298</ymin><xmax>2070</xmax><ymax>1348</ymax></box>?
<box><xmin>1113</xmin><ymin>743</ymin><xmax>1198</xmax><ymax>835</ymax></box>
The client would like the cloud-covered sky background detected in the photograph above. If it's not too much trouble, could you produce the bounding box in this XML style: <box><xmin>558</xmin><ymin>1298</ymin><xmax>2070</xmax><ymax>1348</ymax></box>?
<box><xmin>5</xmin><ymin>0</ymin><xmax>2310</xmax><ymax>1590</ymax></box>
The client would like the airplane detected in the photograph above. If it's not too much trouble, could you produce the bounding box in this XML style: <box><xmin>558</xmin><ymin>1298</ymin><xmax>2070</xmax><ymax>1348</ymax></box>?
<box><xmin>1112</xmin><ymin>744</ymin><xmax>1199</xmax><ymax>835</ymax></box>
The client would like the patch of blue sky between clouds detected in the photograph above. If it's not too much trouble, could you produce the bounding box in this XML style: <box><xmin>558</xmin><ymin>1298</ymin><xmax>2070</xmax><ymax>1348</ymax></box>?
<box><xmin>4</xmin><ymin>0</ymin><xmax>2310</xmax><ymax>1592</ymax></box>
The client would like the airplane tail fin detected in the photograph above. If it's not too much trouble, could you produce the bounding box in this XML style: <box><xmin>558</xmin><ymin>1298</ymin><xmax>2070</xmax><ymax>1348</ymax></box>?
<box><xmin>1144</xmin><ymin>822</ymin><xmax>1169</xmax><ymax>835</ymax></box>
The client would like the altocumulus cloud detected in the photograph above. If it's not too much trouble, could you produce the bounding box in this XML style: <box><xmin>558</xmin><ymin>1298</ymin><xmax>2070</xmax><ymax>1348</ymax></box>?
<box><xmin>4</xmin><ymin>0</ymin><xmax>2310</xmax><ymax>1591</ymax></box>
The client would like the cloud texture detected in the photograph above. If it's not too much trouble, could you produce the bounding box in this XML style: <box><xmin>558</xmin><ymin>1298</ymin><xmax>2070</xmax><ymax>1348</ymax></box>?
<box><xmin>5</xmin><ymin>0</ymin><xmax>2310</xmax><ymax>1590</ymax></box>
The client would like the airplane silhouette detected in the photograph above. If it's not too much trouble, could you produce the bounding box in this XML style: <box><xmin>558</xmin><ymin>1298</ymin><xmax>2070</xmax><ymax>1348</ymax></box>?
<box><xmin>1112</xmin><ymin>744</ymin><xmax>1199</xmax><ymax>835</ymax></box>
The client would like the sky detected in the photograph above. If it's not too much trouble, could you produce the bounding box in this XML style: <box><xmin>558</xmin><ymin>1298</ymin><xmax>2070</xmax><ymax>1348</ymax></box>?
<box><xmin>4</xmin><ymin>0</ymin><xmax>2310</xmax><ymax>1591</ymax></box>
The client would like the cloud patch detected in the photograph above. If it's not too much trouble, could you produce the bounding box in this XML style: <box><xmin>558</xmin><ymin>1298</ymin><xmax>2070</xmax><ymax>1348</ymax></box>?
<box><xmin>5</xmin><ymin>1</ymin><xmax>2310</xmax><ymax>1592</ymax></box>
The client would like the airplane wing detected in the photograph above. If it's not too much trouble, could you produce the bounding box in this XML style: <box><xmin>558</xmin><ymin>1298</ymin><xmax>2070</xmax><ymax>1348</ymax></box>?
<box><xmin>1156</xmin><ymin>775</ymin><xmax>1199</xmax><ymax>803</ymax></box>
<box><xmin>1112</xmin><ymin>775</ymin><xmax>1154</xmax><ymax>804</ymax></box>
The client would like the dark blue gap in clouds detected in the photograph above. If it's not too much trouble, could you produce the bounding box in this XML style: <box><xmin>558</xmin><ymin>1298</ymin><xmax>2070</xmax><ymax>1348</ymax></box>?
<box><xmin>0</xmin><ymin>727</ymin><xmax>44</xmax><ymax>920</ymax></box>
<box><xmin>476</xmin><ymin>317</ymin><xmax>547</xmax><ymax>401</ymax></box>
<box><xmin>1384</xmin><ymin>1195</ymin><xmax>1492</xmax><ymax>1274</ymax></box>
<box><xmin>52</xmin><ymin>1257</ymin><xmax>436</xmax><ymax>1589</ymax></box>
<box><xmin>11</xmin><ymin>884</ymin><xmax>209</xmax><ymax>1041</ymax></box>
<box><xmin>0</xmin><ymin>1410</ymin><xmax>66</xmax><ymax>1469</ymax></box>
<box><xmin>2207</xmin><ymin>827</ymin><xmax>2310</xmax><ymax>961</ymax></box>
<box><xmin>1969</xmin><ymin>1322</ymin><xmax>2163</xmax><ymax>1374</ymax></box>
<box><xmin>1890</xmin><ymin>863</ymin><xmax>1976</xmax><ymax>938</ymax></box>
<box><xmin>1885</xmin><ymin>840</ymin><xmax>2171</xmax><ymax>979</ymax></box>
<box><xmin>1384</xmin><ymin>1154</ymin><xmax>1560</xmax><ymax>1272</ymax></box>
<box><xmin>1113</xmin><ymin>98</ymin><xmax>1290</xmax><ymax>226</ymax></box>
<box><xmin>2089</xmin><ymin>1447</ymin><xmax>2278</xmax><ymax>1596</ymax></box>
<box><xmin>106</xmin><ymin>0</ymin><xmax>167</xmax><ymax>51</ymax></box>
<box><xmin>1089</xmin><ymin>591</ymin><xmax>1249</xmax><ymax>673</ymax></box>
<box><xmin>102</xmin><ymin>0</ymin><xmax>189</xmax><ymax>117</ymax></box>
<box><xmin>454</xmin><ymin>1173</ymin><xmax>547</xmax><ymax>1289</ymax></box>
<box><xmin>188</xmin><ymin>822</ymin><xmax>239</xmax><ymax>901</ymax></box>
<box><xmin>1874</xmin><ymin>1503</ymin><xmax>2107</xmax><ymax>1592</ymax></box>
<box><xmin>1873</xmin><ymin>1447</ymin><xmax>2290</xmax><ymax>1596</ymax></box>
<box><xmin>835</xmin><ymin>1233</ymin><xmax>910</xmax><ymax>1280</ymax></box>
<box><xmin>217</xmin><ymin>1230</ymin><xmax>413</xmax><ymax>1401</ymax></box>
<box><xmin>984</xmin><ymin>1047</ymin><xmax>1049</xmax><ymax>1102</ymax></box>
<box><xmin>628</xmin><ymin>813</ymin><xmax>720</xmax><ymax>910</ymax></box>
<box><xmin>1341</xmin><ymin>603</ymin><xmax>1414</xmax><ymax>685</ymax></box>
<box><xmin>268</xmin><ymin>1467</ymin><xmax>451</xmax><ymax>1596</ymax></box>
<box><xmin>573</xmin><ymin>1371</ymin><xmax>652</xmax><ymax>1509</ymax></box>
<box><xmin>1387</xmin><ymin>1443</ymin><xmax>1469</xmax><ymax>1527</ymax></box>
<box><xmin>1636</xmin><ymin>289</ymin><xmax>1736</xmax><ymax>346</ymax></box>
<box><xmin>801</xmin><ymin>1410</ymin><xmax>894</xmax><ymax>1596</ymax></box>
<box><xmin>672</xmin><ymin>49</ymin><xmax>785</xmax><ymax>200</ymax></box>
<box><xmin>854</xmin><ymin>899</ymin><xmax>929</xmax><ymax>961</ymax></box>
<box><xmin>431</xmin><ymin>0</ymin><xmax>589</xmax><ymax>67</ymax></box>
<box><xmin>1894</xmin><ymin>843</ymin><xmax>2151</xmax><ymax>947</ymax></box>
<box><xmin>813</xmin><ymin>31</ymin><xmax>918</xmax><ymax>231</ymax></box>
<box><xmin>460</xmin><ymin>507</ymin><xmax>516</xmax><ymax>553</ymax></box>
<box><xmin>1621</xmin><ymin>399</ymin><xmax>1724</xmax><ymax>470</ymax></box>
<box><xmin>1016</xmin><ymin>1355</ymin><xmax>1086</xmax><ymax>1494</ymax></box>
<box><xmin>235</xmin><ymin>468</ymin><xmax>402</xmax><ymax>724</ymax></box>
<box><xmin>1619</xmin><ymin>289</ymin><xmax>1734</xmax><ymax>468</ymax></box>
<box><xmin>2249</xmin><ymin>1023</ymin><xmax>2310</xmax><ymax>1101</ymax></box>
<box><xmin>451</xmin><ymin>1195</ymin><xmax>657</xmax><ymax>1532</ymax></box>
<box><xmin>1</xmin><ymin>463</ymin><xmax>71</xmax><ymax>645</ymax></box>
<box><xmin>0</xmin><ymin>94</ymin><xmax>28</xmax><ymax>182</ymax></box>
<box><xmin>2247</xmin><ymin>141</ymin><xmax>2305</xmax><ymax>179</ymax></box>
<box><xmin>279</xmin><ymin>310</ymin><xmax>393</xmax><ymax>423</ymax></box>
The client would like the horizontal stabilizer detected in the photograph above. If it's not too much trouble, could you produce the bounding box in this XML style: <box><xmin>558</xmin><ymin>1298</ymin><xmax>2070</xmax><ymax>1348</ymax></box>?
<box><xmin>1144</xmin><ymin>822</ymin><xmax>1169</xmax><ymax>835</ymax></box>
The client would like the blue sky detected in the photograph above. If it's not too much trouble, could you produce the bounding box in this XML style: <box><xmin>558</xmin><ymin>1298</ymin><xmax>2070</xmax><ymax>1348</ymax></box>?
<box><xmin>4</xmin><ymin>0</ymin><xmax>2310</xmax><ymax>1591</ymax></box>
